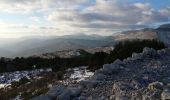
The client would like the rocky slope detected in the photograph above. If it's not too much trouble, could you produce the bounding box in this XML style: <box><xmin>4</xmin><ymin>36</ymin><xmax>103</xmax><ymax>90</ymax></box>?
<box><xmin>32</xmin><ymin>47</ymin><xmax>170</xmax><ymax>100</ymax></box>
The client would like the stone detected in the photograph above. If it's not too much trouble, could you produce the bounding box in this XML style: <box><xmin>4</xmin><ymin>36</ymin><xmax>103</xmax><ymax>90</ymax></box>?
<box><xmin>80</xmin><ymin>80</ymin><xmax>98</xmax><ymax>88</ymax></box>
<box><xmin>115</xmin><ymin>95</ymin><xmax>130</xmax><ymax>100</ymax></box>
<box><xmin>161</xmin><ymin>89</ymin><xmax>170</xmax><ymax>100</ymax></box>
<box><xmin>143</xmin><ymin>47</ymin><xmax>157</xmax><ymax>57</ymax></box>
<box><xmin>56</xmin><ymin>87</ymin><xmax>81</xmax><ymax>100</ymax></box>
<box><xmin>109</xmin><ymin>95</ymin><xmax>115</xmax><ymax>100</ymax></box>
<box><xmin>68</xmin><ymin>87</ymin><xmax>81</xmax><ymax>96</ymax></box>
<box><xmin>57</xmin><ymin>89</ymin><xmax>72</xmax><ymax>100</ymax></box>
<box><xmin>143</xmin><ymin>89</ymin><xmax>162</xmax><ymax>100</ymax></box>
<box><xmin>31</xmin><ymin>95</ymin><xmax>51</xmax><ymax>100</ymax></box>
<box><xmin>148</xmin><ymin>82</ymin><xmax>164</xmax><ymax>90</ymax></box>
<box><xmin>79</xmin><ymin>96</ymin><xmax>86</xmax><ymax>100</ymax></box>
<box><xmin>92</xmin><ymin>73</ymin><xmax>105</xmax><ymax>81</ymax></box>
<box><xmin>113</xmin><ymin>82</ymin><xmax>133</xmax><ymax>94</ymax></box>
<box><xmin>113</xmin><ymin>59</ymin><xmax>124</xmax><ymax>65</ymax></box>
<box><xmin>102</xmin><ymin>63</ymin><xmax>124</xmax><ymax>75</ymax></box>
<box><xmin>132</xmin><ymin>53</ymin><xmax>144</xmax><ymax>60</ymax></box>
<box><xmin>46</xmin><ymin>85</ymin><xmax>66</xmax><ymax>98</ymax></box>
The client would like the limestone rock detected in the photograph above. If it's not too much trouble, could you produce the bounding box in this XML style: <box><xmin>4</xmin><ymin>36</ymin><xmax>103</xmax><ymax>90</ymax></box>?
<box><xmin>46</xmin><ymin>85</ymin><xmax>66</xmax><ymax>98</ymax></box>
<box><xmin>161</xmin><ymin>89</ymin><xmax>170</xmax><ymax>100</ymax></box>
<box><xmin>31</xmin><ymin>95</ymin><xmax>51</xmax><ymax>100</ymax></box>
<box><xmin>148</xmin><ymin>82</ymin><xmax>164</xmax><ymax>90</ymax></box>
<box><xmin>80</xmin><ymin>80</ymin><xmax>98</xmax><ymax>88</ymax></box>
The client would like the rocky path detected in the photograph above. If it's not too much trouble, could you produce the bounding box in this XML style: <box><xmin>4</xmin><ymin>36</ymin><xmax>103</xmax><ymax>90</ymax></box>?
<box><xmin>32</xmin><ymin>47</ymin><xmax>170</xmax><ymax>100</ymax></box>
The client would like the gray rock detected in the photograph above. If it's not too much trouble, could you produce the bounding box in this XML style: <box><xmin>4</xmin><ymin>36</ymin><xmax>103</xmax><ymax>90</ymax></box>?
<box><xmin>113</xmin><ymin>59</ymin><xmax>124</xmax><ymax>65</ymax></box>
<box><xmin>57</xmin><ymin>89</ymin><xmax>72</xmax><ymax>100</ymax></box>
<box><xmin>148</xmin><ymin>82</ymin><xmax>164</xmax><ymax>90</ymax></box>
<box><xmin>113</xmin><ymin>82</ymin><xmax>134</xmax><ymax>94</ymax></box>
<box><xmin>79</xmin><ymin>96</ymin><xmax>86</xmax><ymax>100</ymax></box>
<box><xmin>132</xmin><ymin>53</ymin><xmax>144</xmax><ymax>60</ymax></box>
<box><xmin>54</xmin><ymin>87</ymin><xmax>81</xmax><ymax>100</ymax></box>
<box><xmin>46</xmin><ymin>85</ymin><xmax>66</xmax><ymax>98</ymax></box>
<box><xmin>143</xmin><ymin>47</ymin><xmax>157</xmax><ymax>57</ymax></box>
<box><xmin>80</xmin><ymin>80</ymin><xmax>98</xmax><ymax>88</ymax></box>
<box><xmin>92</xmin><ymin>73</ymin><xmax>105</xmax><ymax>81</ymax></box>
<box><xmin>102</xmin><ymin>63</ymin><xmax>124</xmax><ymax>75</ymax></box>
<box><xmin>109</xmin><ymin>95</ymin><xmax>115</xmax><ymax>100</ymax></box>
<box><xmin>68</xmin><ymin>87</ymin><xmax>81</xmax><ymax>96</ymax></box>
<box><xmin>143</xmin><ymin>90</ymin><xmax>162</xmax><ymax>100</ymax></box>
<box><xmin>31</xmin><ymin>95</ymin><xmax>51</xmax><ymax>100</ymax></box>
<box><xmin>115</xmin><ymin>95</ymin><xmax>130</xmax><ymax>100</ymax></box>
<box><xmin>161</xmin><ymin>89</ymin><xmax>170</xmax><ymax>100</ymax></box>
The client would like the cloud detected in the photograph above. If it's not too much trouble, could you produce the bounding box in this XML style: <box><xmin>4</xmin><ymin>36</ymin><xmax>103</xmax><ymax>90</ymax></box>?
<box><xmin>47</xmin><ymin>0</ymin><xmax>170</xmax><ymax>35</ymax></box>
<box><xmin>0</xmin><ymin>0</ymin><xmax>169</xmax><ymax>36</ymax></box>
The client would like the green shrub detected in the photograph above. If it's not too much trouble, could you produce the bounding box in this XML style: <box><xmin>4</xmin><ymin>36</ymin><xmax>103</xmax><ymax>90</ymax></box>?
<box><xmin>89</xmin><ymin>52</ymin><xmax>108</xmax><ymax>71</ymax></box>
<box><xmin>57</xmin><ymin>71</ymin><xmax>64</xmax><ymax>80</ymax></box>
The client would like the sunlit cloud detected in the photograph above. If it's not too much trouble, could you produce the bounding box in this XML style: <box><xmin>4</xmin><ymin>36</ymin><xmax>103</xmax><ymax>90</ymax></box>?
<box><xmin>0</xmin><ymin>0</ymin><xmax>169</xmax><ymax>38</ymax></box>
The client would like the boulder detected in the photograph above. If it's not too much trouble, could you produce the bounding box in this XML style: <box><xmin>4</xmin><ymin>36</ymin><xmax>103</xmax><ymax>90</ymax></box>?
<box><xmin>109</xmin><ymin>95</ymin><xmax>115</xmax><ymax>100</ymax></box>
<box><xmin>143</xmin><ymin>47</ymin><xmax>157</xmax><ymax>57</ymax></box>
<box><xmin>57</xmin><ymin>89</ymin><xmax>72</xmax><ymax>100</ymax></box>
<box><xmin>112</xmin><ymin>82</ymin><xmax>134</xmax><ymax>96</ymax></box>
<box><xmin>132</xmin><ymin>53</ymin><xmax>144</xmax><ymax>60</ymax></box>
<box><xmin>143</xmin><ymin>89</ymin><xmax>162</xmax><ymax>100</ymax></box>
<box><xmin>46</xmin><ymin>85</ymin><xmax>66</xmax><ymax>98</ymax></box>
<box><xmin>148</xmin><ymin>82</ymin><xmax>164</xmax><ymax>90</ymax></box>
<box><xmin>102</xmin><ymin>63</ymin><xmax>124</xmax><ymax>75</ymax></box>
<box><xmin>68</xmin><ymin>87</ymin><xmax>81</xmax><ymax>97</ymax></box>
<box><xmin>80</xmin><ymin>80</ymin><xmax>99</xmax><ymax>88</ymax></box>
<box><xmin>161</xmin><ymin>89</ymin><xmax>170</xmax><ymax>100</ymax></box>
<box><xmin>113</xmin><ymin>59</ymin><xmax>124</xmax><ymax>65</ymax></box>
<box><xmin>31</xmin><ymin>95</ymin><xmax>51</xmax><ymax>100</ymax></box>
<box><xmin>92</xmin><ymin>73</ymin><xmax>105</xmax><ymax>81</ymax></box>
<box><xmin>115</xmin><ymin>95</ymin><xmax>130</xmax><ymax>100</ymax></box>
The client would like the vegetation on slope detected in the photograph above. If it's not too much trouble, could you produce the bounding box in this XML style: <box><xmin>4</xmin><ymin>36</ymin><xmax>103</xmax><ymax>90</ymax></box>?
<box><xmin>0</xmin><ymin>39</ymin><xmax>166</xmax><ymax>73</ymax></box>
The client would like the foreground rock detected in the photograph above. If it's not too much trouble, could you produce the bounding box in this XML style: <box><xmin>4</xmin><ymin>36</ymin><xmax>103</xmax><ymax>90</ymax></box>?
<box><xmin>32</xmin><ymin>47</ymin><xmax>170</xmax><ymax>100</ymax></box>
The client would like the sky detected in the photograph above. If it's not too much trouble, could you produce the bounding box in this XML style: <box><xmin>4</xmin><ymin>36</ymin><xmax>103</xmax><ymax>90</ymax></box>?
<box><xmin>0</xmin><ymin>0</ymin><xmax>169</xmax><ymax>38</ymax></box>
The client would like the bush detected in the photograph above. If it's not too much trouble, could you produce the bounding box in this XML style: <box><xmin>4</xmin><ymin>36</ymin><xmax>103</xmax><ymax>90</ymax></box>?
<box><xmin>56</xmin><ymin>71</ymin><xmax>64</xmax><ymax>80</ymax></box>
<box><xmin>11</xmin><ymin>81</ymin><xmax>20</xmax><ymax>88</ymax></box>
<box><xmin>106</xmin><ymin>39</ymin><xmax>166</xmax><ymax>63</ymax></box>
<box><xmin>89</xmin><ymin>52</ymin><xmax>108</xmax><ymax>71</ymax></box>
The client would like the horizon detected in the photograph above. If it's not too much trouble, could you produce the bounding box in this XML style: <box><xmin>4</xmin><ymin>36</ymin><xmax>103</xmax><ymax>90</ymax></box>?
<box><xmin>0</xmin><ymin>0</ymin><xmax>169</xmax><ymax>38</ymax></box>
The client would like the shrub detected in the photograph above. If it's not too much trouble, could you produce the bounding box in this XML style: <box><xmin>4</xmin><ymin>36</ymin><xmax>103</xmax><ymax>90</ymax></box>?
<box><xmin>56</xmin><ymin>71</ymin><xmax>64</xmax><ymax>80</ymax></box>
<box><xmin>88</xmin><ymin>52</ymin><xmax>108</xmax><ymax>71</ymax></box>
<box><xmin>106</xmin><ymin>39</ymin><xmax>166</xmax><ymax>63</ymax></box>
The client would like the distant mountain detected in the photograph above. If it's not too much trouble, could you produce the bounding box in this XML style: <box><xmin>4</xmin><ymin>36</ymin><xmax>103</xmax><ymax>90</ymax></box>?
<box><xmin>0</xmin><ymin>48</ymin><xmax>13</xmax><ymax>57</ymax></box>
<box><xmin>1</xmin><ymin>24</ymin><xmax>170</xmax><ymax>58</ymax></box>
<box><xmin>112</xmin><ymin>28</ymin><xmax>157</xmax><ymax>41</ymax></box>
<box><xmin>1</xmin><ymin>34</ymin><xmax>115</xmax><ymax>57</ymax></box>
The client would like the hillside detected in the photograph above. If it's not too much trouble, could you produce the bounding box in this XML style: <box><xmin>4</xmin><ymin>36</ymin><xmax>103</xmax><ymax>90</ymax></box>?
<box><xmin>1</xmin><ymin>35</ymin><xmax>115</xmax><ymax>57</ymax></box>
<box><xmin>112</xmin><ymin>28</ymin><xmax>157</xmax><ymax>41</ymax></box>
<box><xmin>32</xmin><ymin>47</ymin><xmax>170</xmax><ymax>100</ymax></box>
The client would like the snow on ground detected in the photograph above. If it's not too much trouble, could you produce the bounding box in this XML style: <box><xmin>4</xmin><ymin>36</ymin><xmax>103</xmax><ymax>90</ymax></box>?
<box><xmin>0</xmin><ymin>68</ymin><xmax>52</xmax><ymax>89</ymax></box>
<box><xmin>64</xmin><ymin>66</ymin><xmax>94</xmax><ymax>82</ymax></box>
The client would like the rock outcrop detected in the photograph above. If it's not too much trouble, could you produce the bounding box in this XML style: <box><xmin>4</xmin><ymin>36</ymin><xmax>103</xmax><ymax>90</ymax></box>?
<box><xmin>32</xmin><ymin>47</ymin><xmax>170</xmax><ymax>100</ymax></box>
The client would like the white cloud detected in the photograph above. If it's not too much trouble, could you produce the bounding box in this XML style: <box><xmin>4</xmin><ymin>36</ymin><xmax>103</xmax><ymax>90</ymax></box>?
<box><xmin>46</xmin><ymin>0</ymin><xmax>170</xmax><ymax>35</ymax></box>
<box><xmin>0</xmin><ymin>0</ymin><xmax>169</xmax><ymax>36</ymax></box>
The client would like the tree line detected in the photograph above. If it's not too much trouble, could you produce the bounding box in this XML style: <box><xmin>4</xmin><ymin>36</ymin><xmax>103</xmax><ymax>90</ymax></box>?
<box><xmin>0</xmin><ymin>39</ymin><xmax>166</xmax><ymax>73</ymax></box>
